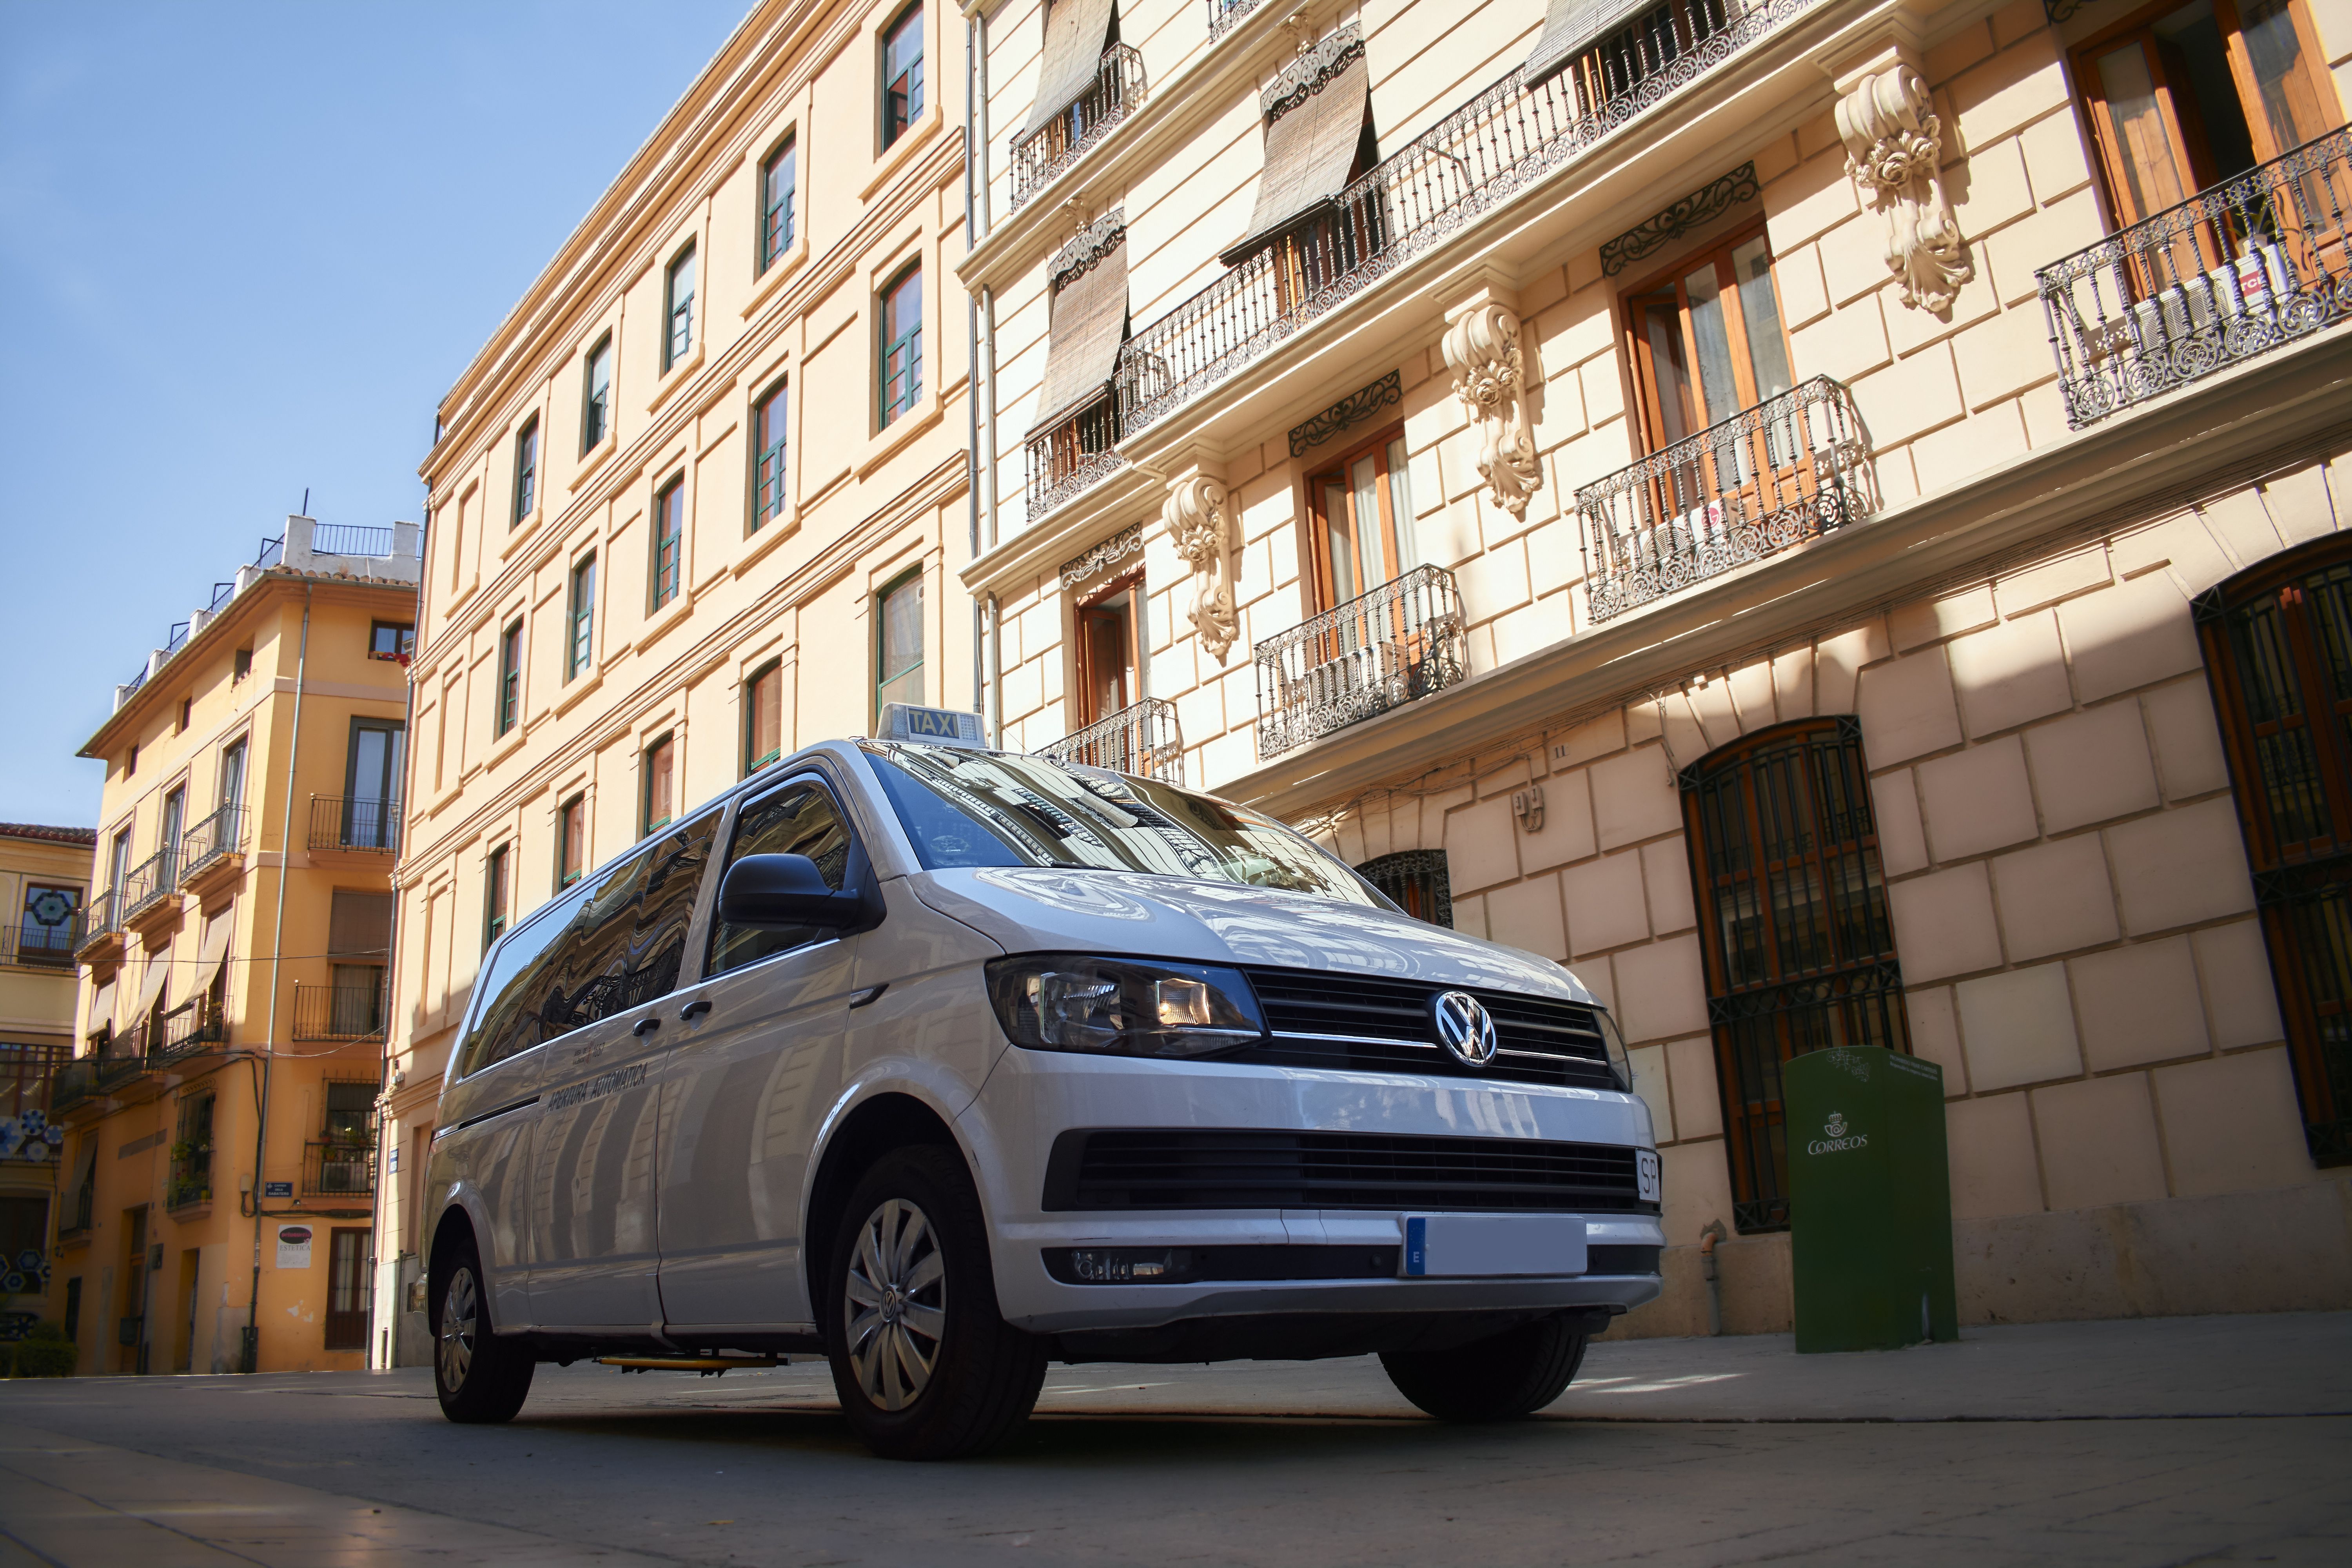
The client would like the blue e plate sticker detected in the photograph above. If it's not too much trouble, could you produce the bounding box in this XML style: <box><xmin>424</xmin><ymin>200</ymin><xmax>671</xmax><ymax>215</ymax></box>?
<box><xmin>1402</xmin><ymin>1215</ymin><xmax>1586</xmax><ymax>1277</ymax></box>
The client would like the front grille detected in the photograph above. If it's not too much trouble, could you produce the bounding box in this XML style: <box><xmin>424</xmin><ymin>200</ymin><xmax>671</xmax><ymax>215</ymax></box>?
<box><xmin>1044</xmin><ymin>1129</ymin><xmax>1651</xmax><ymax>1213</ymax></box>
<box><xmin>1234</xmin><ymin>967</ymin><xmax>1617</xmax><ymax>1089</ymax></box>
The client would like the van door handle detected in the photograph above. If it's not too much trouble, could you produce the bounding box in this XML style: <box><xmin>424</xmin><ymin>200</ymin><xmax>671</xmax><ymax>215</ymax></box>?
<box><xmin>679</xmin><ymin>999</ymin><xmax>712</xmax><ymax>1022</ymax></box>
<box><xmin>632</xmin><ymin>1017</ymin><xmax>662</xmax><ymax>1038</ymax></box>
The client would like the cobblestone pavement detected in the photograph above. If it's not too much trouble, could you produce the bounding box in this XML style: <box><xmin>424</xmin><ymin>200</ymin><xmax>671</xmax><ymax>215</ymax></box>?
<box><xmin>2</xmin><ymin>1312</ymin><xmax>2347</xmax><ymax>1566</ymax></box>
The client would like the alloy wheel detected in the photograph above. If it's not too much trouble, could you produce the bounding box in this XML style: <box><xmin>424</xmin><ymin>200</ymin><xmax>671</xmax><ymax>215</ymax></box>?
<box><xmin>843</xmin><ymin>1196</ymin><xmax>946</xmax><ymax>1411</ymax></box>
<box><xmin>439</xmin><ymin>1265</ymin><xmax>478</xmax><ymax>1390</ymax></box>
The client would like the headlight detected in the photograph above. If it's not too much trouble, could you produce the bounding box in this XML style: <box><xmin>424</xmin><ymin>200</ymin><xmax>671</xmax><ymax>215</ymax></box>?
<box><xmin>1594</xmin><ymin>1007</ymin><xmax>1635</xmax><ymax>1093</ymax></box>
<box><xmin>986</xmin><ymin>955</ymin><xmax>1263</xmax><ymax>1059</ymax></box>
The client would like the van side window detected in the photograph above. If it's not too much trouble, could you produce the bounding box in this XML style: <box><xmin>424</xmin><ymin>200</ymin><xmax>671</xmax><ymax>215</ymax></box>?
<box><xmin>539</xmin><ymin>808</ymin><xmax>723</xmax><ymax>1034</ymax></box>
<box><xmin>707</xmin><ymin>779</ymin><xmax>851</xmax><ymax>977</ymax></box>
<box><xmin>455</xmin><ymin>809</ymin><xmax>721</xmax><ymax>1076</ymax></box>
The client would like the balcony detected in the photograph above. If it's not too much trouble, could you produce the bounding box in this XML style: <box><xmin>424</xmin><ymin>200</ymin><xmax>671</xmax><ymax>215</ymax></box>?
<box><xmin>292</xmin><ymin>979</ymin><xmax>387</xmax><ymax>1043</ymax></box>
<box><xmin>1578</xmin><ymin>376</ymin><xmax>1871</xmax><ymax>624</ymax></box>
<box><xmin>304</xmin><ymin>1138</ymin><xmax>377</xmax><ymax>1198</ymax></box>
<box><xmin>1038</xmin><ymin>697</ymin><xmax>1185</xmax><ymax>783</ymax></box>
<box><xmin>1</xmin><ymin>921</ymin><xmax>81</xmax><ymax>971</ymax></box>
<box><xmin>48</xmin><ymin>1058</ymin><xmax>98</xmax><ymax>1118</ymax></box>
<box><xmin>1209</xmin><ymin>0</ymin><xmax>1267</xmax><ymax>40</ymax></box>
<box><xmin>1025</xmin><ymin>387</ymin><xmax>1127</xmax><ymax>523</ymax></box>
<box><xmin>310</xmin><ymin>795</ymin><xmax>401</xmax><ymax>854</ymax></box>
<box><xmin>2038</xmin><ymin>126</ymin><xmax>2352</xmax><ymax>431</ymax></box>
<box><xmin>1116</xmin><ymin>0</ymin><xmax>1814</xmax><ymax>434</ymax></box>
<box><xmin>1009</xmin><ymin>44</ymin><xmax>1147</xmax><ymax>212</ymax></box>
<box><xmin>120</xmin><ymin>848</ymin><xmax>180</xmax><ymax>931</ymax></box>
<box><xmin>1254</xmin><ymin>564</ymin><xmax>1467</xmax><ymax>760</ymax></box>
<box><xmin>74</xmin><ymin>889</ymin><xmax>122</xmax><ymax>965</ymax></box>
<box><xmin>176</xmin><ymin>802</ymin><xmax>248</xmax><ymax>893</ymax></box>
<box><xmin>156</xmin><ymin>995</ymin><xmax>227</xmax><ymax>1060</ymax></box>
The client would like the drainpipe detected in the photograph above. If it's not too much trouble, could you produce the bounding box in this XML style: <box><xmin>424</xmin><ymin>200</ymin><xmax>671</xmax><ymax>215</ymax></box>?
<box><xmin>371</xmin><ymin>559</ymin><xmax>420</xmax><ymax>1368</ymax></box>
<box><xmin>1699</xmin><ymin>1219</ymin><xmax>1727</xmax><ymax>1338</ymax></box>
<box><xmin>246</xmin><ymin>580</ymin><xmax>311</xmax><ymax>1371</ymax></box>
<box><xmin>979</xmin><ymin>287</ymin><xmax>999</xmax><ymax>553</ymax></box>
<box><xmin>987</xmin><ymin>593</ymin><xmax>1003</xmax><ymax>749</ymax></box>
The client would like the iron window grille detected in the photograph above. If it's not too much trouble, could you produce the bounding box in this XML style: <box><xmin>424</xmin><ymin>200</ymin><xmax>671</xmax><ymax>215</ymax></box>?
<box><xmin>2036</xmin><ymin>125</ymin><xmax>2352</xmax><ymax>431</ymax></box>
<box><xmin>1357</xmin><ymin>849</ymin><xmax>1453</xmax><ymax>928</ymax></box>
<box><xmin>760</xmin><ymin>138</ymin><xmax>796</xmax><ymax>269</ymax></box>
<box><xmin>1681</xmin><ymin>716</ymin><xmax>1910</xmax><ymax>1233</ymax></box>
<box><xmin>2193</xmin><ymin>535</ymin><xmax>2352</xmax><ymax>1165</ymax></box>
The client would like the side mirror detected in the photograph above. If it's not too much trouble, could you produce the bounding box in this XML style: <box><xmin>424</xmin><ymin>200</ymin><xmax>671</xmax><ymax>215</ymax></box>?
<box><xmin>718</xmin><ymin>853</ymin><xmax>863</xmax><ymax>929</ymax></box>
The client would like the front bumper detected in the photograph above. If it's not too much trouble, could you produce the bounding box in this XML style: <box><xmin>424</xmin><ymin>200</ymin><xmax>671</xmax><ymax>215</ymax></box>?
<box><xmin>962</xmin><ymin>1047</ymin><xmax>1666</xmax><ymax>1333</ymax></box>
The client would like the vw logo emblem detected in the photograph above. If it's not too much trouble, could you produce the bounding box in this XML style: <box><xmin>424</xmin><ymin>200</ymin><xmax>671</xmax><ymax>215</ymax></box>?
<box><xmin>1432</xmin><ymin>990</ymin><xmax>1497</xmax><ymax>1067</ymax></box>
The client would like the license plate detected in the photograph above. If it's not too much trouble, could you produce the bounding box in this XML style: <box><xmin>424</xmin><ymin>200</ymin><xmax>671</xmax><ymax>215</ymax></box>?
<box><xmin>1401</xmin><ymin>1215</ymin><xmax>1587</xmax><ymax>1278</ymax></box>
<box><xmin>1637</xmin><ymin>1149</ymin><xmax>1661</xmax><ymax>1203</ymax></box>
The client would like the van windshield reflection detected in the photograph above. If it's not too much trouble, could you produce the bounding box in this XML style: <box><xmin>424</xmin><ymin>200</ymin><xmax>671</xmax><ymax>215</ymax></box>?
<box><xmin>859</xmin><ymin>742</ymin><xmax>1378</xmax><ymax>906</ymax></box>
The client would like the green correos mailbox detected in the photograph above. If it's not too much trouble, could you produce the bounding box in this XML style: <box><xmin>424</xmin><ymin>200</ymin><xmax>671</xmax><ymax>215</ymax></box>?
<box><xmin>1785</xmin><ymin>1045</ymin><xmax>1959</xmax><ymax>1353</ymax></box>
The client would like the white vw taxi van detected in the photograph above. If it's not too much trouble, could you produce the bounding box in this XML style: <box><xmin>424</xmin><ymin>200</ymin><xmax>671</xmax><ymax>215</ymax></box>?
<box><xmin>426</xmin><ymin>721</ymin><xmax>1663</xmax><ymax>1458</ymax></box>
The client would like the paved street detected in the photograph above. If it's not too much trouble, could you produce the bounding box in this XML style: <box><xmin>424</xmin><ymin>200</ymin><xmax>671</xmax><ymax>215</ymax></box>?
<box><xmin>3</xmin><ymin>1312</ymin><xmax>2348</xmax><ymax>1566</ymax></box>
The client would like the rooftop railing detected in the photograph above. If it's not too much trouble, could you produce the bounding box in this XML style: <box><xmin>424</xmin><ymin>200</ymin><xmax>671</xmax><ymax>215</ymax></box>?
<box><xmin>120</xmin><ymin>848</ymin><xmax>178</xmax><ymax>920</ymax></box>
<box><xmin>1254</xmin><ymin>564</ymin><xmax>1467</xmax><ymax>760</ymax></box>
<box><xmin>311</xmin><ymin>523</ymin><xmax>396</xmax><ymax>557</ymax></box>
<box><xmin>1577</xmin><ymin>376</ymin><xmax>1871</xmax><ymax>624</ymax></box>
<box><xmin>2037</xmin><ymin>124</ymin><xmax>2352</xmax><ymax>430</ymax></box>
<box><xmin>310</xmin><ymin>795</ymin><xmax>401</xmax><ymax>853</ymax></box>
<box><xmin>1118</xmin><ymin>0</ymin><xmax>1810</xmax><ymax>434</ymax></box>
<box><xmin>176</xmin><ymin>802</ymin><xmax>248</xmax><ymax>885</ymax></box>
<box><xmin>1038</xmin><ymin>697</ymin><xmax>1185</xmax><ymax>783</ymax></box>
<box><xmin>292</xmin><ymin>978</ymin><xmax>387</xmax><ymax>1043</ymax></box>
<box><xmin>0</xmin><ymin>922</ymin><xmax>82</xmax><ymax>970</ymax></box>
<box><xmin>1010</xmin><ymin>44</ymin><xmax>1147</xmax><ymax>212</ymax></box>
<box><xmin>1025</xmin><ymin>386</ymin><xmax>1127</xmax><ymax>521</ymax></box>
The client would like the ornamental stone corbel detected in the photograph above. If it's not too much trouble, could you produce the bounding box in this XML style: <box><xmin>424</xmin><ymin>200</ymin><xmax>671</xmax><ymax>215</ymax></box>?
<box><xmin>1441</xmin><ymin>293</ymin><xmax>1542</xmax><ymax>523</ymax></box>
<box><xmin>1835</xmin><ymin>48</ymin><xmax>1971</xmax><ymax>315</ymax></box>
<box><xmin>1161</xmin><ymin>466</ymin><xmax>1240</xmax><ymax>664</ymax></box>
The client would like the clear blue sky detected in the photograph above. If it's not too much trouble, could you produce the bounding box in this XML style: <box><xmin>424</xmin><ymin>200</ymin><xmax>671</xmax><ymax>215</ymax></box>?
<box><xmin>0</xmin><ymin>0</ymin><xmax>755</xmax><ymax>827</ymax></box>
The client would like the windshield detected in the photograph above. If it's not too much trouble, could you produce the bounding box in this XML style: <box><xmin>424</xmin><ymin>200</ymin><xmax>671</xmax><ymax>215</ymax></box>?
<box><xmin>858</xmin><ymin>742</ymin><xmax>1383</xmax><ymax>907</ymax></box>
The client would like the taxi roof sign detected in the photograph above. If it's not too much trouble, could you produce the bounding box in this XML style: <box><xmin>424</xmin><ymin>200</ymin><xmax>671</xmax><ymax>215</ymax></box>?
<box><xmin>877</xmin><ymin>703</ymin><xmax>985</xmax><ymax>748</ymax></box>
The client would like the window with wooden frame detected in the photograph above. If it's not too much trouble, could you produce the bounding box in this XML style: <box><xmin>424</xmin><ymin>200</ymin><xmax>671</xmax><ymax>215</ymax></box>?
<box><xmin>642</xmin><ymin>734</ymin><xmax>675</xmax><ymax>836</ymax></box>
<box><xmin>1357</xmin><ymin>849</ymin><xmax>1453</xmax><ymax>928</ymax></box>
<box><xmin>496</xmin><ymin>619</ymin><xmax>523</xmax><ymax>735</ymax></box>
<box><xmin>483</xmin><ymin>843</ymin><xmax>510</xmax><ymax>951</ymax></box>
<box><xmin>879</xmin><ymin>263</ymin><xmax>923</xmax><ymax>427</ymax></box>
<box><xmin>557</xmin><ymin>795</ymin><xmax>586</xmax><ymax>889</ymax></box>
<box><xmin>663</xmin><ymin>241</ymin><xmax>697</xmax><ymax>371</ymax></box>
<box><xmin>1681</xmin><ymin>717</ymin><xmax>1910</xmax><ymax>1232</ymax></box>
<box><xmin>876</xmin><ymin>570</ymin><xmax>925</xmax><ymax>715</ymax></box>
<box><xmin>512</xmin><ymin>416</ymin><xmax>539</xmax><ymax>525</ymax></box>
<box><xmin>2194</xmin><ymin>533</ymin><xmax>2352</xmax><ymax>1166</ymax></box>
<box><xmin>881</xmin><ymin>3</ymin><xmax>925</xmax><ymax>149</ymax></box>
<box><xmin>2075</xmin><ymin>0</ymin><xmax>2341</xmax><ymax>236</ymax></box>
<box><xmin>581</xmin><ymin>335</ymin><xmax>613</xmax><ymax>453</ymax></box>
<box><xmin>760</xmin><ymin>136</ymin><xmax>797</xmax><ymax>270</ymax></box>
<box><xmin>1624</xmin><ymin>220</ymin><xmax>1796</xmax><ymax>457</ymax></box>
<box><xmin>1075</xmin><ymin>574</ymin><xmax>1142</xmax><ymax>727</ymax></box>
<box><xmin>744</xmin><ymin>660</ymin><xmax>784</xmax><ymax>774</ymax></box>
<box><xmin>1305</xmin><ymin>428</ymin><xmax>1417</xmax><ymax>613</ymax></box>
<box><xmin>651</xmin><ymin>475</ymin><xmax>685</xmax><ymax>610</ymax></box>
<box><xmin>752</xmin><ymin>381</ymin><xmax>789</xmax><ymax>529</ymax></box>
<box><xmin>325</xmin><ymin>1228</ymin><xmax>370</xmax><ymax>1351</ymax></box>
<box><xmin>566</xmin><ymin>555</ymin><xmax>596</xmax><ymax>679</ymax></box>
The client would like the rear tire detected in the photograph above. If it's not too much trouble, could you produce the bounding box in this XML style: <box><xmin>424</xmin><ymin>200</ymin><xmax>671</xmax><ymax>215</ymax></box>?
<box><xmin>824</xmin><ymin>1146</ymin><xmax>1047</xmax><ymax>1460</ymax></box>
<box><xmin>432</xmin><ymin>1235</ymin><xmax>534</xmax><ymax>1424</ymax></box>
<box><xmin>1379</xmin><ymin>1314</ymin><xmax>1588</xmax><ymax>1421</ymax></box>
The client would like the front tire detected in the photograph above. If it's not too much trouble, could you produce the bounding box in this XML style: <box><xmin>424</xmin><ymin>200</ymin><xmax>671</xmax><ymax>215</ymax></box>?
<box><xmin>432</xmin><ymin>1235</ymin><xmax>534</xmax><ymax>1424</ymax></box>
<box><xmin>1379</xmin><ymin>1314</ymin><xmax>1588</xmax><ymax>1421</ymax></box>
<box><xmin>824</xmin><ymin>1147</ymin><xmax>1046</xmax><ymax>1460</ymax></box>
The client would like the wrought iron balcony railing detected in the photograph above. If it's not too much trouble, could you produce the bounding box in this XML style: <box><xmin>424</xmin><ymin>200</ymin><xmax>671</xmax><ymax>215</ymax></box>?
<box><xmin>292</xmin><ymin>978</ymin><xmax>387</xmax><ymax>1042</ymax></box>
<box><xmin>120</xmin><ymin>848</ymin><xmax>178</xmax><ymax>920</ymax></box>
<box><xmin>1</xmin><ymin>921</ymin><xmax>82</xmax><ymax>970</ymax></box>
<box><xmin>304</xmin><ymin>1138</ymin><xmax>378</xmax><ymax>1198</ymax></box>
<box><xmin>177</xmin><ymin>802</ymin><xmax>247</xmax><ymax>885</ymax></box>
<box><xmin>2038</xmin><ymin>125</ymin><xmax>2352</xmax><ymax>430</ymax></box>
<box><xmin>1025</xmin><ymin>386</ymin><xmax>1127</xmax><ymax>521</ymax></box>
<box><xmin>1578</xmin><ymin>376</ymin><xmax>1871</xmax><ymax>624</ymax></box>
<box><xmin>1010</xmin><ymin>44</ymin><xmax>1147</xmax><ymax>212</ymax></box>
<box><xmin>310</xmin><ymin>795</ymin><xmax>401</xmax><ymax>853</ymax></box>
<box><xmin>1209</xmin><ymin>0</ymin><xmax>1267</xmax><ymax>39</ymax></box>
<box><xmin>1254</xmin><ymin>564</ymin><xmax>1467</xmax><ymax>760</ymax></box>
<box><xmin>157</xmin><ymin>995</ymin><xmax>227</xmax><ymax>1058</ymax></box>
<box><xmin>1117</xmin><ymin>0</ymin><xmax>1811</xmax><ymax>434</ymax></box>
<box><xmin>49</xmin><ymin>1058</ymin><xmax>97</xmax><ymax>1117</ymax></box>
<box><xmin>1038</xmin><ymin>697</ymin><xmax>1185</xmax><ymax>783</ymax></box>
<box><xmin>80</xmin><ymin>889</ymin><xmax>120</xmax><ymax>944</ymax></box>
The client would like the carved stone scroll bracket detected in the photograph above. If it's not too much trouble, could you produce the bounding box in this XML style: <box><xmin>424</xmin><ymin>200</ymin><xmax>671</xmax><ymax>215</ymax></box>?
<box><xmin>1835</xmin><ymin>56</ymin><xmax>1971</xmax><ymax>315</ymax></box>
<box><xmin>1441</xmin><ymin>299</ymin><xmax>1543</xmax><ymax>523</ymax></box>
<box><xmin>1162</xmin><ymin>469</ymin><xmax>1240</xmax><ymax>664</ymax></box>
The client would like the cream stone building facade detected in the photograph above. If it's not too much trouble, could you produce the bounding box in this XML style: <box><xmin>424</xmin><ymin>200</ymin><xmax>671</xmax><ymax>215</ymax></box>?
<box><xmin>964</xmin><ymin>0</ymin><xmax>2352</xmax><ymax>1330</ymax></box>
<box><xmin>58</xmin><ymin>521</ymin><xmax>417</xmax><ymax>1374</ymax></box>
<box><xmin>382</xmin><ymin>0</ymin><xmax>977</xmax><ymax>1362</ymax></box>
<box><xmin>2</xmin><ymin>822</ymin><xmax>98</xmax><ymax>1338</ymax></box>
